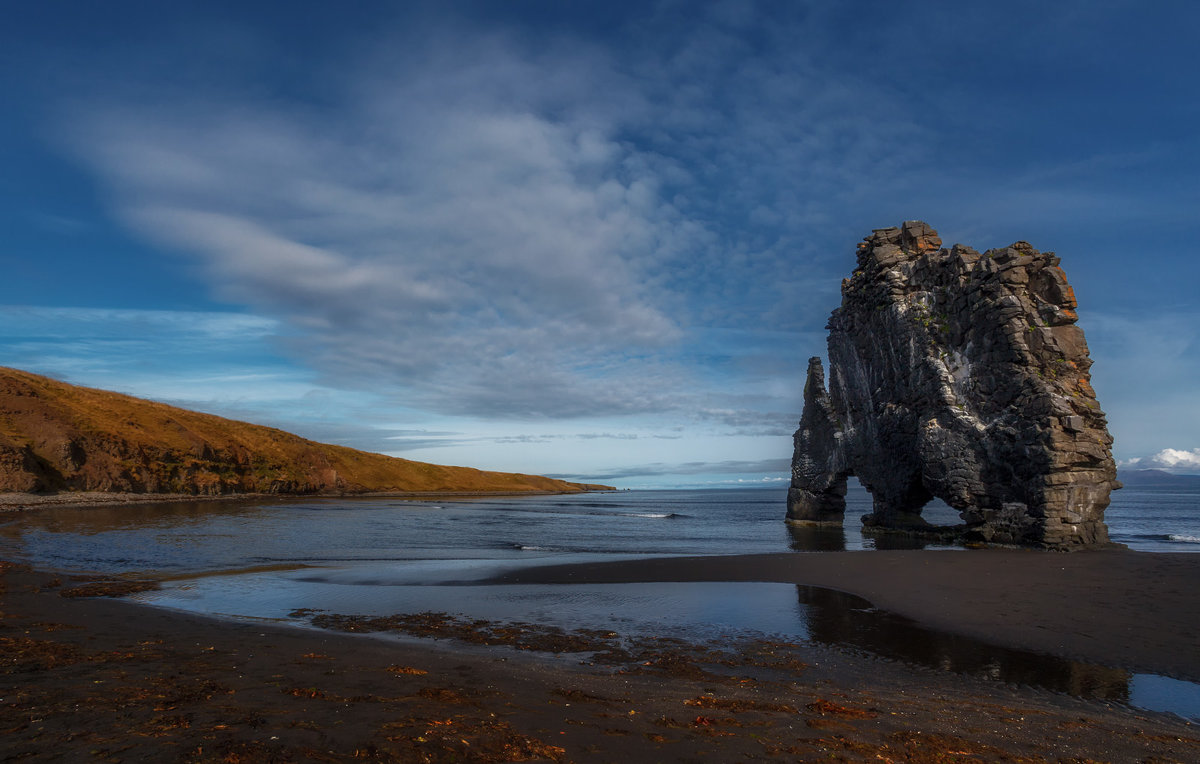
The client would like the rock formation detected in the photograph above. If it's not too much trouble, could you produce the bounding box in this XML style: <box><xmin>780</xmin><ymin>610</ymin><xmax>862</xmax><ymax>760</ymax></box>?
<box><xmin>788</xmin><ymin>221</ymin><xmax>1118</xmax><ymax>549</ymax></box>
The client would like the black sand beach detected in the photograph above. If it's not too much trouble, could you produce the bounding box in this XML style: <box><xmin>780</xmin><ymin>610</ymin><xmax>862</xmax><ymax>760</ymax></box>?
<box><xmin>4</xmin><ymin>547</ymin><xmax>1199</xmax><ymax>762</ymax></box>
<box><xmin>493</xmin><ymin>549</ymin><xmax>1200</xmax><ymax>683</ymax></box>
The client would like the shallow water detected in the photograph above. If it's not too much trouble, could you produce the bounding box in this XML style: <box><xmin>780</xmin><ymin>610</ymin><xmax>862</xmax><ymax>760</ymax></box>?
<box><xmin>1105</xmin><ymin>486</ymin><xmax>1200</xmax><ymax>551</ymax></box>
<box><xmin>125</xmin><ymin>562</ymin><xmax>1200</xmax><ymax>721</ymax></box>
<box><xmin>2</xmin><ymin>485</ymin><xmax>1198</xmax><ymax>720</ymax></box>
<box><xmin>1</xmin><ymin>484</ymin><xmax>1192</xmax><ymax>578</ymax></box>
<box><xmin>0</xmin><ymin>486</ymin><xmax>972</xmax><ymax>576</ymax></box>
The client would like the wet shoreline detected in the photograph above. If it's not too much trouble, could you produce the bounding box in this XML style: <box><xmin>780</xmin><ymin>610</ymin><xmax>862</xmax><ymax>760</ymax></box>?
<box><xmin>3</xmin><ymin>560</ymin><xmax>1199</xmax><ymax>761</ymax></box>
<box><xmin>489</xmin><ymin>549</ymin><xmax>1200</xmax><ymax>683</ymax></box>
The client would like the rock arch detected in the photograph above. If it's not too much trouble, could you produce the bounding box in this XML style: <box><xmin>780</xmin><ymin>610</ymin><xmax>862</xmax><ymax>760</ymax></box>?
<box><xmin>787</xmin><ymin>222</ymin><xmax>1118</xmax><ymax>549</ymax></box>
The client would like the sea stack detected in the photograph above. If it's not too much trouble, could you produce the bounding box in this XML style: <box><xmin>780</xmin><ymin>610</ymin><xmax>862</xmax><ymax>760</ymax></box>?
<box><xmin>788</xmin><ymin>221</ymin><xmax>1119</xmax><ymax>549</ymax></box>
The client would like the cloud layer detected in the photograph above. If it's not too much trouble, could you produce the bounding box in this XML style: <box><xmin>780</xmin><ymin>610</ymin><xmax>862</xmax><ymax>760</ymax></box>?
<box><xmin>74</xmin><ymin>52</ymin><xmax>684</xmax><ymax>417</ymax></box>
<box><xmin>59</xmin><ymin>6</ymin><xmax>928</xmax><ymax>421</ymax></box>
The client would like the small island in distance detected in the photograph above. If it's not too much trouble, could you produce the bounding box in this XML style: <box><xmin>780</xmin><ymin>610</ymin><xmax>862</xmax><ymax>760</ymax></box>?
<box><xmin>0</xmin><ymin>366</ymin><xmax>611</xmax><ymax>501</ymax></box>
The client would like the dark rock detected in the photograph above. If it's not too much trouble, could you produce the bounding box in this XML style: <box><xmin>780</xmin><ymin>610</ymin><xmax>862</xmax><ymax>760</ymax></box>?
<box><xmin>787</xmin><ymin>221</ymin><xmax>1119</xmax><ymax>549</ymax></box>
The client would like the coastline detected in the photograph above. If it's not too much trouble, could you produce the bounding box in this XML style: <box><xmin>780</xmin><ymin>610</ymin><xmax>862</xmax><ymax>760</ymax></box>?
<box><xmin>3</xmin><ymin>560</ymin><xmax>1198</xmax><ymax>761</ymax></box>
<box><xmin>0</xmin><ymin>489</ymin><xmax>605</xmax><ymax>513</ymax></box>
<box><xmin>4</xmin><ymin>491</ymin><xmax>1199</xmax><ymax>758</ymax></box>
<box><xmin>492</xmin><ymin>549</ymin><xmax>1200</xmax><ymax>683</ymax></box>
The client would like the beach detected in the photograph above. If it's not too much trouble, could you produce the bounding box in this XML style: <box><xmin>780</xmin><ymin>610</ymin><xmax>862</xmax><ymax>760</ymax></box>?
<box><xmin>493</xmin><ymin>549</ymin><xmax>1200</xmax><ymax>683</ymax></box>
<box><xmin>4</xmin><ymin>548</ymin><xmax>1199</xmax><ymax>762</ymax></box>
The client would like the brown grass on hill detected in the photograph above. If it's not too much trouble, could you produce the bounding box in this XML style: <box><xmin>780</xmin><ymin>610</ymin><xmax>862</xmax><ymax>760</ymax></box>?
<box><xmin>0</xmin><ymin>366</ymin><xmax>609</xmax><ymax>496</ymax></box>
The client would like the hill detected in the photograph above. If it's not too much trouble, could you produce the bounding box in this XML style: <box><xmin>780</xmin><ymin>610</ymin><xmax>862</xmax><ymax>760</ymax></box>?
<box><xmin>1117</xmin><ymin>468</ymin><xmax>1200</xmax><ymax>488</ymax></box>
<box><xmin>0</xmin><ymin>367</ymin><xmax>610</xmax><ymax>496</ymax></box>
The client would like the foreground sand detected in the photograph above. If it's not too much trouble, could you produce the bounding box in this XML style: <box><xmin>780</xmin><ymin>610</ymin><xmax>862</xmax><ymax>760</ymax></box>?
<box><xmin>493</xmin><ymin>549</ymin><xmax>1200</xmax><ymax>683</ymax></box>
<box><xmin>3</xmin><ymin>552</ymin><xmax>1199</xmax><ymax>762</ymax></box>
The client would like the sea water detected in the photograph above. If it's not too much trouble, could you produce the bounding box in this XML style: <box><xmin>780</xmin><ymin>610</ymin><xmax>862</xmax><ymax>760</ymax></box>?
<box><xmin>1104</xmin><ymin>486</ymin><xmax>1200</xmax><ymax>551</ymax></box>
<box><xmin>1</xmin><ymin>484</ymin><xmax>1198</xmax><ymax>720</ymax></box>
<box><xmin>1</xmin><ymin>483</ymin><xmax>1195</xmax><ymax>576</ymax></box>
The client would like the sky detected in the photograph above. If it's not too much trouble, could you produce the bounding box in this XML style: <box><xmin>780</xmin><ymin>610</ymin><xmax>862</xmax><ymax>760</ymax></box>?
<box><xmin>2</xmin><ymin>0</ymin><xmax>1198</xmax><ymax>487</ymax></box>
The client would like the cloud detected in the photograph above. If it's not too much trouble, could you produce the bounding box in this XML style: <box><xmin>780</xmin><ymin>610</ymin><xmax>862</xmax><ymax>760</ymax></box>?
<box><xmin>380</xmin><ymin>429</ymin><xmax>687</xmax><ymax>452</ymax></box>
<box><xmin>65</xmin><ymin>33</ymin><xmax>696</xmax><ymax>418</ymax></box>
<box><xmin>565</xmin><ymin>457</ymin><xmax>791</xmax><ymax>481</ymax></box>
<box><xmin>56</xmin><ymin>7</ymin><xmax>934</xmax><ymax>420</ymax></box>
<box><xmin>714</xmin><ymin>476</ymin><xmax>790</xmax><ymax>485</ymax></box>
<box><xmin>1121</xmin><ymin>449</ymin><xmax>1200</xmax><ymax>474</ymax></box>
<box><xmin>295</xmin><ymin>426</ymin><xmax>469</xmax><ymax>453</ymax></box>
<box><xmin>693</xmin><ymin>408</ymin><xmax>798</xmax><ymax>436</ymax></box>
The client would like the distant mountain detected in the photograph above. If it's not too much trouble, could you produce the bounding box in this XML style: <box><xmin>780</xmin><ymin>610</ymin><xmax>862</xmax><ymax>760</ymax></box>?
<box><xmin>0</xmin><ymin>367</ymin><xmax>610</xmax><ymax>496</ymax></box>
<box><xmin>1117</xmin><ymin>469</ymin><xmax>1200</xmax><ymax>488</ymax></box>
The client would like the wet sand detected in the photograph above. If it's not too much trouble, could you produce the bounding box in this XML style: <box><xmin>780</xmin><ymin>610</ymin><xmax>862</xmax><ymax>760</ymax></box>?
<box><xmin>494</xmin><ymin>549</ymin><xmax>1200</xmax><ymax>683</ymax></box>
<box><xmin>3</xmin><ymin>555</ymin><xmax>1199</xmax><ymax>762</ymax></box>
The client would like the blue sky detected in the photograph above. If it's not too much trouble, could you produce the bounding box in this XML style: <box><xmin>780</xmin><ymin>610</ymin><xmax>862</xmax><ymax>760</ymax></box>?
<box><xmin>2</xmin><ymin>0</ymin><xmax>1198</xmax><ymax>486</ymax></box>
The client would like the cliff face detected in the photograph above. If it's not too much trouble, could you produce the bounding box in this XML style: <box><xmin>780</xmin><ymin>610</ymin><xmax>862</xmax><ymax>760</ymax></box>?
<box><xmin>788</xmin><ymin>221</ymin><xmax>1118</xmax><ymax>549</ymax></box>
<box><xmin>0</xmin><ymin>367</ymin><xmax>607</xmax><ymax>496</ymax></box>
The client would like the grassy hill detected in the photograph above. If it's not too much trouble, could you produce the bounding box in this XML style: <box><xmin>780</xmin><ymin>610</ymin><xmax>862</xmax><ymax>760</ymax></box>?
<box><xmin>0</xmin><ymin>367</ymin><xmax>610</xmax><ymax>496</ymax></box>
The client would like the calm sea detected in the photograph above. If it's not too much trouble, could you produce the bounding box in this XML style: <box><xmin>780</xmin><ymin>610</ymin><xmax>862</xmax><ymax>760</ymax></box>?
<box><xmin>1</xmin><ymin>482</ymin><xmax>1195</xmax><ymax>577</ymax></box>
<box><xmin>2</xmin><ymin>483</ymin><xmax>1198</xmax><ymax>720</ymax></box>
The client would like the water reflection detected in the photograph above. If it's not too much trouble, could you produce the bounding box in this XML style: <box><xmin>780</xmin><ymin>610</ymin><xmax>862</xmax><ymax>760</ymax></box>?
<box><xmin>863</xmin><ymin>531</ymin><xmax>958</xmax><ymax>551</ymax></box>
<box><xmin>785</xmin><ymin>523</ymin><xmax>846</xmax><ymax>551</ymax></box>
<box><xmin>795</xmin><ymin>585</ymin><xmax>1131</xmax><ymax>702</ymax></box>
<box><xmin>786</xmin><ymin>518</ymin><xmax>961</xmax><ymax>551</ymax></box>
<box><xmin>122</xmin><ymin>562</ymin><xmax>1200</xmax><ymax>720</ymax></box>
<box><xmin>0</xmin><ymin>499</ymin><xmax>275</xmax><ymax>536</ymax></box>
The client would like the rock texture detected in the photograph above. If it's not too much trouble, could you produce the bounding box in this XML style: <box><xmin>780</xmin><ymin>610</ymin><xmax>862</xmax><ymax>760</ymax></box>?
<box><xmin>0</xmin><ymin>367</ymin><xmax>610</xmax><ymax>497</ymax></box>
<box><xmin>788</xmin><ymin>222</ymin><xmax>1118</xmax><ymax>549</ymax></box>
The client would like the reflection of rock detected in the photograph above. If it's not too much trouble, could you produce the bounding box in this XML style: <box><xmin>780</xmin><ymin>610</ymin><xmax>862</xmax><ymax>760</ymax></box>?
<box><xmin>796</xmin><ymin>585</ymin><xmax>1131</xmax><ymax>701</ymax></box>
<box><xmin>788</xmin><ymin>222</ymin><xmax>1118</xmax><ymax>549</ymax></box>
<box><xmin>867</xmin><ymin>532</ymin><xmax>941</xmax><ymax>552</ymax></box>
<box><xmin>785</xmin><ymin>521</ymin><xmax>846</xmax><ymax>552</ymax></box>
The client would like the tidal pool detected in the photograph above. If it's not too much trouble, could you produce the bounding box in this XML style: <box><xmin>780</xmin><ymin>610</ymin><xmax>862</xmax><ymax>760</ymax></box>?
<box><xmin>131</xmin><ymin>560</ymin><xmax>1200</xmax><ymax>722</ymax></box>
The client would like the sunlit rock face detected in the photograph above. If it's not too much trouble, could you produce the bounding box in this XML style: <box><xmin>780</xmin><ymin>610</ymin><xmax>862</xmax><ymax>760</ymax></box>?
<box><xmin>788</xmin><ymin>221</ymin><xmax>1119</xmax><ymax>549</ymax></box>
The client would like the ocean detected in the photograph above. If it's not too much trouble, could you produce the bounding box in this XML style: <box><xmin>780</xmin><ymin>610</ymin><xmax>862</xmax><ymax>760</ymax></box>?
<box><xmin>1</xmin><ymin>483</ymin><xmax>1195</xmax><ymax>578</ymax></box>
<box><xmin>1104</xmin><ymin>485</ymin><xmax>1200</xmax><ymax>550</ymax></box>
<box><xmin>2</xmin><ymin>483</ymin><xmax>1198</xmax><ymax>720</ymax></box>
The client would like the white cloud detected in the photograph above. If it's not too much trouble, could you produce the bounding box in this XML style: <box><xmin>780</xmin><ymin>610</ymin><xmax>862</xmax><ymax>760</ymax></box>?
<box><xmin>57</xmin><ymin>10</ymin><xmax>930</xmax><ymax>421</ymax></box>
<box><xmin>1122</xmin><ymin>449</ymin><xmax>1200</xmax><ymax>473</ymax></box>
<box><xmin>65</xmin><ymin>35</ymin><xmax>699</xmax><ymax>418</ymax></box>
